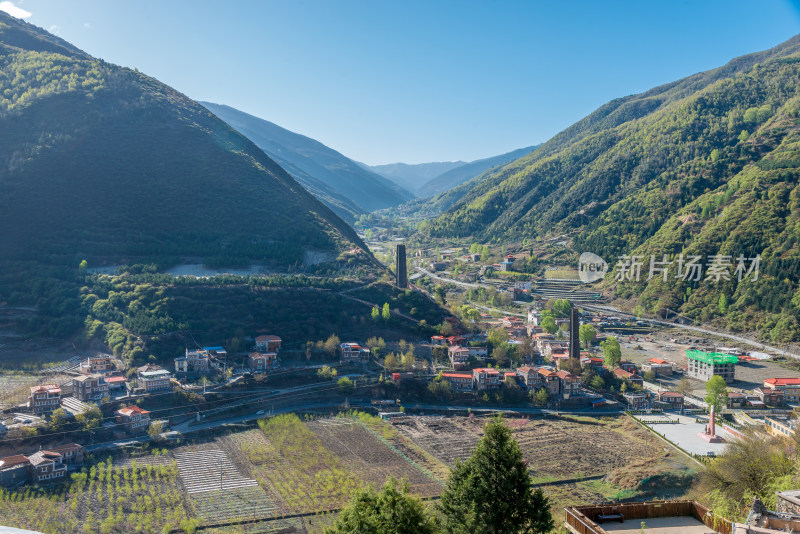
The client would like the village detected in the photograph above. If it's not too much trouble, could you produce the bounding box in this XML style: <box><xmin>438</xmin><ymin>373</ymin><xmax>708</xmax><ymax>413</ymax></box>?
<box><xmin>1</xmin><ymin>240</ymin><xmax>799</xmax><ymax>534</ymax></box>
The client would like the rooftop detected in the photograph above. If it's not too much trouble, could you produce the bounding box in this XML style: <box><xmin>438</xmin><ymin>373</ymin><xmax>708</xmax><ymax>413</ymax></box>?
<box><xmin>565</xmin><ymin>501</ymin><xmax>730</xmax><ymax>534</ymax></box>
<box><xmin>686</xmin><ymin>350</ymin><xmax>738</xmax><ymax>365</ymax></box>
<box><xmin>765</xmin><ymin>377</ymin><xmax>800</xmax><ymax>386</ymax></box>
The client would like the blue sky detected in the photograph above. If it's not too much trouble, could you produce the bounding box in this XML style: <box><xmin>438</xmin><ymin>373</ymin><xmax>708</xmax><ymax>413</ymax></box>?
<box><xmin>4</xmin><ymin>1</ymin><xmax>800</xmax><ymax>164</ymax></box>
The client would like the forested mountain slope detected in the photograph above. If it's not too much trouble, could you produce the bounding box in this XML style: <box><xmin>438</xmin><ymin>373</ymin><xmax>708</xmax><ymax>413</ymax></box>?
<box><xmin>426</xmin><ymin>35</ymin><xmax>800</xmax><ymax>341</ymax></box>
<box><xmin>201</xmin><ymin>102</ymin><xmax>413</xmax><ymax>219</ymax></box>
<box><xmin>0</xmin><ymin>12</ymin><xmax>368</xmax><ymax>269</ymax></box>
<box><xmin>367</xmin><ymin>160</ymin><xmax>465</xmax><ymax>193</ymax></box>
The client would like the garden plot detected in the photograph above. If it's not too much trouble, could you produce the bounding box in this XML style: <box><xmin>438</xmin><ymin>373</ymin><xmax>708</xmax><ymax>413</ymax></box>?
<box><xmin>175</xmin><ymin>449</ymin><xmax>260</xmax><ymax>493</ymax></box>
<box><xmin>511</xmin><ymin>417</ymin><xmax>647</xmax><ymax>480</ymax></box>
<box><xmin>389</xmin><ymin>416</ymin><xmax>480</xmax><ymax>467</ymax></box>
<box><xmin>308</xmin><ymin>417</ymin><xmax>442</xmax><ymax>497</ymax></box>
<box><xmin>190</xmin><ymin>486</ymin><xmax>278</xmax><ymax>524</ymax></box>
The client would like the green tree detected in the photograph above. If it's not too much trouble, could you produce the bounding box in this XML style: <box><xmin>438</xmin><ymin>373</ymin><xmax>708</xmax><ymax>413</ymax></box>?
<box><xmin>325</xmin><ymin>477</ymin><xmax>439</xmax><ymax>534</ymax></box>
<box><xmin>579</xmin><ymin>324</ymin><xmax>596</xmax><ymax>349</ymax></box>
<box><xmin>590</xmin><ymin>375</ymin><xmax>605</xmax><ymax>391</ymax></box>
<box><xmin>600</xmin><ymin>336</ymin><xmax>621</xmax><ymax>368</ymax></box>
<box><xmin>338</xmin><ymin>377</ymin><xmax>355</xmax><ymax>395</ymax></box>
<box><xmin>371</xmin><ymin>306</ymin><xmax>380</xmax><ymax>322</ymax></box>
<box><xmin>79</xmin><ymin>259</ymin><xmax>89</xmax><ymax>272</ymax></box>
<box><xmin>434</xmin><ymin>285</ymin><xmax>447</xmax><ymax>305</ymax></box>
<box><xmin>718</xmin><ymin>293</ymin><xmax>728</xmax><ymax>314</ymax></box>
<box><xmin>705</xmin><ymin>375</ymin><xmax>729</xmax><ymax>414</ymax></box>
<box><xmin>76</xmin><ymin>404</ymin><xmax>103</xmax><ymax>431</ymax></box>
<box><xmin>147</xmin><ymin>421</ymin><xmax>164</xmax><ymax>442</ymax></box>
<box><xmin>487</xmin><ymin>328</ymin><xmax>510</xmax><ymax>348</ymax></box>
<box><xmin>632</xmin><ymin>305</ymin><xmax>644</xmax><ymax>319</ymax></box>
<box><xmin>401</xmin><ymin>351</ymin><xmax>416</xmax><ymax>371</ymax></box>
<box><xmin>676</xmin><ymin>376</ymin><xmax>692</xmax><ymax>397</ymax></box>
<box><xmin>551</xmin><ymin>299</ymin><xmax>571</xmax><ymax>317</ymax></box>
<box><xmin>48</xmin><ymin>408</ymin><xmax>69</xmax><ymax>432</ymax></box>
<box><xmin>439</xmin><ymin>417</ymin><xmax>553</xmax><ymax>533</ymax></box>
<box><xmin>532</xmin><ymin>388</ymin><xmax>549</xmax><ymax>407</ymax></box>
<box><xmin>382</xmin><ymin>302</ymin><xmax>391</xmax><ymax>321</ymax></box>
<box><xmin>540</xmin><ymin>316</ymin><xmax>557</xmax><ymax>335</ymax></box>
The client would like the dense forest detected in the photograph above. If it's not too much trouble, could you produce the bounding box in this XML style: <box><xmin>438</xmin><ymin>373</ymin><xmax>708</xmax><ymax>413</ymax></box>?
<box><xmin>423</xmin><ymin>36</ymin><xmax>800</xmax><ymax>341</ymax></box>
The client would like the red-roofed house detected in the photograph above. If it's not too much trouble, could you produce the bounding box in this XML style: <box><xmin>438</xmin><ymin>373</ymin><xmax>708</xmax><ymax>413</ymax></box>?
<box><xmin>473</xmin><ymin>368</ymin><xmax>501</xmax><ymax>391</ymax></box>
<box><xmin>254</xmin><ymin>335</ymin><xmax>282</xmax><ymax>353</ymax></box>
<box><xmin>755</xmin><ymin>386</ymin><xmax>784</xmax><ymax>407</ymax></box>
<box><xmin>115</xmin><ymin>405</ymin><xmax>151</xmax><ymax>434</ymax></box>
<box><xmin>537</xmin><ymin>368</ymin><xmax>560</xmax><ymax>396</ymax></box>
<box><xmin>764</xmin><ymin>378</ymin><xmax>800</xmax><ymax>403</ymax></box>
<box><xmin>440</xmin><ymin>372</ymin><xmax>474</xmax><ymax>392</ymax></box>
<box><xmin>430</xmin><ymin>335</ymin><xmax>446</xmax><ymax>345</ymax></box>
<box><xmin>27</xmin><ymin>384</ymin><xmax>61</xmax><ymax>414</ymax></box>
<box><xmin>555</xmin><ymin>370</ymin><xmax>580</xmax><ymax>397</ymax></box>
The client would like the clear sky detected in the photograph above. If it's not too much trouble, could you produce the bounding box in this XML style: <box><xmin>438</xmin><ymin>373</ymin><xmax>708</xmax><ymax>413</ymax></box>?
<box><xmin>4</xmin><ymin>1</ymin><xmax>800</xmax><ymax>164</ymax></box>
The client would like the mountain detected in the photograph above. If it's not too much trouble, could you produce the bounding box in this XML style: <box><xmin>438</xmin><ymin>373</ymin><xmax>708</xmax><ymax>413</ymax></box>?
<box><xmin>367</xmin><ymin>160</ymin><xmax>466</xmax><ymax>193</ymax></box>
<box><xmin>426</xmin><ymin>34</ymin><xmax>800</xmax><ymax>342</ymax></box>
<box><xmin>200</xmin><ymin>102</ymin><xmax>413</xmax><ymax>219</ymax></box>
<box><xmin>416</xmin><ymin>146</ymin><xmax>539</xmax><ymax>198</ymax></box>
<box><xmin>0</xmin><ymin>12</ymin><xmax>369</xmax><ymax>269</ymax></box>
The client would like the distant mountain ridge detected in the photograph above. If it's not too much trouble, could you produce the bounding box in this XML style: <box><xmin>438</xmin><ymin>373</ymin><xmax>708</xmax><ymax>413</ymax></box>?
<box><xmin>366</xmin><ymin>160</ymin><xmax>466</xmax><ymax>193</ymax></box>
<box><xmin>0</xmin><ymin>12</ymin><xmax>369</xmax><ymax>270</ymax></box>
<box><xmin>416</xmin><ymin>146</ymin><xmax>539</xmax><ymax>198</ymax></box>
<box><xmin>201</xmin><ymin>102</ymin><xmax>413</xmax><ymax>220</ymax></box>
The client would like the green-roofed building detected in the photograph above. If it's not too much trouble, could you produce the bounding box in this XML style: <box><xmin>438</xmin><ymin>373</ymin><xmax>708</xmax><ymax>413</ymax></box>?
<box><xmin>686</xmin><ymin>350</ymin><xmax>737</xmax><ymax>384</ymax></box>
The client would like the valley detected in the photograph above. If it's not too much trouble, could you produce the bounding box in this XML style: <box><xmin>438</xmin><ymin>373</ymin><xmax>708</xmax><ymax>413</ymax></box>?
<box><xmin>0</xmin><ymin>5</ymin><xmax>799</xmax><ymax>534</ymax></box>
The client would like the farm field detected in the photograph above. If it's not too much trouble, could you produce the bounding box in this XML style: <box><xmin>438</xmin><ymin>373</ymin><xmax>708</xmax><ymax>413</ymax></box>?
<box><xmin>0</xmin><ymin>457</ymin><xmax>190</xmax><ymax>534</ymax></box>
<box><xmin>0</xmin><ymin>413</ymin><xmax>697</xmax><ymax>533</ymax></box>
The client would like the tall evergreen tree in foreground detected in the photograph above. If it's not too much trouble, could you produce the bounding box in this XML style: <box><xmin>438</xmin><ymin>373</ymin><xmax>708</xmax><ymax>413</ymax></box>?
<box><xmin>439</xmin><ymin>416</ymin><xmax>553</xmax><ymax>533</ymax></box>
<box><xmin>325</xmin><ymin>477</ymin><xmax>439</xmax><ymax>534</ymax></box>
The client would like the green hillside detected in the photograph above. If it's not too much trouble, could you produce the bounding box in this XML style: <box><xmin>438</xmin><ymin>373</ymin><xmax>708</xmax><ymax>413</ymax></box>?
<box><xmin>425</xmin><ymin>35</ymin><xmax>800</xmax><ymax>341</ymax></box>
<box><xmin>0</xmin><ymin>12</ymin><xmax>368</xmax><ymax>269</ymax></box>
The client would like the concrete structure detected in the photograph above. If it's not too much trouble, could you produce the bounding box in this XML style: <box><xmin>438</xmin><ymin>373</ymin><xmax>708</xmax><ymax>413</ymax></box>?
<box><xmin>137</xmin><ymin>367</ymin><xmax>172</xmax><ymax>392</ymax></box>
<box><xmin>27</xmin><ymin>384</ymin><xmax>61</xmax><ymax>414</ymax></box>
<box><xmin>699</xmin><ymin>405</ymin><xmax>724</xmax><ymax>443</ymax></box>
<box><xmin>28</xmin><ymin>451</ymin><xmax>67</xmax><ymax>484</ymax></box>
<box><xmin>642</xmin><ymin>358</ymin><xmax>674</xmax><ymax>377</ymax></box>
<box><xmin>248</xmin><ymin>351</ymin><xmax>278</xmax><ymax>372</ymax></box>
<box><xmin>686</xmin><ymin>350</ymin><xmax>736</xmax><ymax>383</ymax></box>
<box><xmin>340</xmin><ymin>342</ymin><xmax>370</xmax><ymax>364</ymax></box>
<box><xmin>743</xmin><ymin>496</ymin><xmax>800</xmax><ymax>533</ymax></box>
<box><xmin>440</xmin><ymin>372</ymin><xmax>474</xmax><ymax>392</ymax></box>
<box><xmin>72</xmin><ymin>374</ymin><xmax>109</xmax><ymax>402</ymax></box>
<box><xmin>657</xmin><ymin>391</ymin><xmax>684</xmax><ymax>410</ymax></box>
<box><xmin>623</xmin><ymin>392</ymin><xmax>648</xmax><ymax>410</ymax></box>
<box><xmin>396</xmin><ymin>244</ymin><xmax>407</xmax><ymax>288</ymax></box>
<box><xmin>569</xmin><ymin>304</ymin><xmax>580</xmax><ymax>360</ymax></box>
<box><xmin>556</xmin><ymin>370</ymin><xmax>580</xmax><ymax>398</ymax></box>
<box><xmin>763</xmin><ymin>378</ymin><xmax>800</xmax><ymax>403</ymax></box>
<box><xmin>765</xmin><ymin>416</ymin><xmax>796</xmax><ymax>439</ymax></box>
<box><xmin>254</xmin><ymin>335</ymin><xmax>282</xmax><ymax>353</ymax></box>
<box><xmin>473</xmin><ymin>368</ymin><xmax>501</xmax><ymax>390</ymax></box>
<box><xmin>175</xmin><ymin>349</ymin><xmax>211</xmax><ymax>374</ymax></box>
<box><xmin>448</xmin><ymin>346</ymin><xmax>470</xmax><ymax>369</ymax></box>
<box><xmin>79</xmin><ymin>354</ymin><xmax>113</xmax><ymax>375</ymax></box>
<box><xmin>0</xmin><ymin>455</ymin><xmax>31</xmax><ymax>487</ymax></box>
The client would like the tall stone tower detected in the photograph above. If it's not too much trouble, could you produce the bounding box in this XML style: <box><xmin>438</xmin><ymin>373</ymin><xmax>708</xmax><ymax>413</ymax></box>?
<box><xmin>569</xmin><ymin>303</ymin><xmax>580</xmax><ymax>360</ymax></box>
<box><xmin>396</xmin><ymin>244</ymin><xmax>408</xmax><ymax>288</ymax></box>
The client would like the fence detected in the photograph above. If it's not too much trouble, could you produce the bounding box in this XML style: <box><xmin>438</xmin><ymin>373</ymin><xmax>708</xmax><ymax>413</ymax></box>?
<box><xmin>564</xmin><ymin>501</ymin><xmax>732</xmax><ymax>534</ymax></box>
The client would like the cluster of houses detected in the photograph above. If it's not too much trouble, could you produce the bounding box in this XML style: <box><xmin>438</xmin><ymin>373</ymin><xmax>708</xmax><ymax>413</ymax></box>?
<box><xmin>0</xmin><ymin>443</ymin><xmax>85</xmax><ymax>487</ymax></box>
